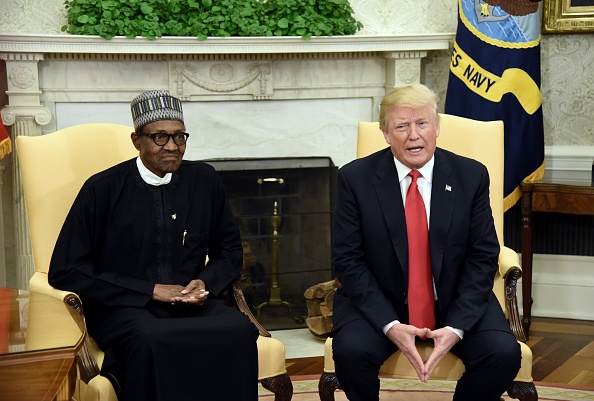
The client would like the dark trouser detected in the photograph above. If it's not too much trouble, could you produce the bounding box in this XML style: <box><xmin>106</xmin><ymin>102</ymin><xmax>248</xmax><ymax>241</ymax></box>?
<box><xmin>332</xmin><ymin>317</ymin><xmax>521</xmax><ymax>401</ymax></box>
<box><xmin>91</xmin><ymin>299</ymin><xmax>259</xmax><ymax>401</ymax></box>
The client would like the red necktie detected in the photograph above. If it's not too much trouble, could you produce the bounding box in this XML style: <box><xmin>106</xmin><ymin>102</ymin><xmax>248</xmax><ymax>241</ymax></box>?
<box><xmin>405</xmin><ymin>170</ymin><xmax>435</xmax><ymax>333</ymax></box>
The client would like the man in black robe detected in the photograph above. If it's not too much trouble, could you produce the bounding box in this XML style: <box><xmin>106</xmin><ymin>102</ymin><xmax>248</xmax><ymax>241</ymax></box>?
<box><xmin>49</xmin><ymin>90</ymin><xmax>259</xmax><ymax>401</ymax></box>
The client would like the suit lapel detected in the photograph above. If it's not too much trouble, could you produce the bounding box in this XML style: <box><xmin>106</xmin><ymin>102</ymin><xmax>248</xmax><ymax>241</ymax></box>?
<box><xmin>373</xmin><ymin>149</ymin><xmax>458</xmax><ymax>284</ymax></box>
<box><xmin>429</xmin><ymin>149</ymin><xmax>457</xmax><ymax>286</ymax></box>
<box><xmin>373</xmin><ymin>150</ymin><xmax>408</xmax><ymax>278</ymax></box>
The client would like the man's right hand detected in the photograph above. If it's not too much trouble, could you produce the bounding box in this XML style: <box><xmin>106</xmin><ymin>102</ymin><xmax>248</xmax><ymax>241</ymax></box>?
<box><xmin>152</xmin><ymin>284</ymin><xmax>187</xmax><ymax>303</ymax></box>
<box><xmin>385</xmin><ymin>323</ymin><xmax>429</xmax><ymax>382</ymax></box>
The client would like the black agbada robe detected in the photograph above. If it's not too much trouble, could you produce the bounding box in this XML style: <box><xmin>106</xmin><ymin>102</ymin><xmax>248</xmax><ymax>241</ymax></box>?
<box><xmin>49</xmin><ymin>159</ymin><xmax>259</xmax><ymax>401</ymax></box>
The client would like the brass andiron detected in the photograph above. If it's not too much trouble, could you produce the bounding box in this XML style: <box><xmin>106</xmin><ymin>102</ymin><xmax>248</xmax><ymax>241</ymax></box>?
<box><xmin>254</xmin><ymin>200</ymin><xmax>304</xmax><ymax>323</ymax></box>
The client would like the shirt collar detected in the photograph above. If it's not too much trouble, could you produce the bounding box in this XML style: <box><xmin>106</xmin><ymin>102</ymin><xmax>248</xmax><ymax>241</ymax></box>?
<box><xmin>136</xmin><ymin>157</ymin><xmax>172</xmax><ymax>186</ymax></box>
<box><xmin>393</xmin><ymin>154</ymin><xmax>435</xmax><ymax>184</ymax></box>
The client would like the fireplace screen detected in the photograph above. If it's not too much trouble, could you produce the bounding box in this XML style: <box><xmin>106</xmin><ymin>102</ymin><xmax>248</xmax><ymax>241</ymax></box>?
<box><xmin>206</xmin><ymin>157</ymin><xmax>337</xmax><ymax>331</ymax></box>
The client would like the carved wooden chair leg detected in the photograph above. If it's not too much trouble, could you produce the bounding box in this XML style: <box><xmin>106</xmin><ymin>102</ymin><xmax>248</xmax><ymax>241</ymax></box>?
<box><xmin>260</xmin><ymin>373</ymin><xmax>293</xmax><ymax>401</ymax></box>
<box><xmin>318</xmin><ymin>372</ymin><xmax>341</xmax><ymax>401</ymax></box>
<box><xmin>507</xmin><ymin>381</ymin><xmax>538</xmax><ymax>401</ymax></box>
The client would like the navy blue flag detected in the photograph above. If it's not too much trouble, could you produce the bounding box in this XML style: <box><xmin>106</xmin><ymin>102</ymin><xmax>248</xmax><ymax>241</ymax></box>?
<box><xmin>445</xmin><ymin>0</ymin><xmax>544</xmax><ymax>210</ymax></box>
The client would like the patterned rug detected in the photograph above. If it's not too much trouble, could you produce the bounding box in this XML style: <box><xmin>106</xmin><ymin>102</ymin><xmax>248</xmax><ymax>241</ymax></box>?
<box><xmin>258</xmin><ymin>376</ymin><xmax>594</xmax><ymax>400</ymax></box>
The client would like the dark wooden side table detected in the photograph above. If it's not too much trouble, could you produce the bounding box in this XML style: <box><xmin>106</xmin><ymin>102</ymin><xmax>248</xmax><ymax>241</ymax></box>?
<box><xmin>0</xmin><ymin>288</ymin><xmax>84</xmax><ymax>401</ymax></box>
<box><xmin>520</xmin><ymin>179</ymin><xmax>594</xmax><ymax>340</ymax></box>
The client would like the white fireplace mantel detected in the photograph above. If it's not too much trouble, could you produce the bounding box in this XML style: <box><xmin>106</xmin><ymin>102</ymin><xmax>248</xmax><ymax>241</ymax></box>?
<box><xmin>0</xmin><ymin>33</ymin><xmax>453</xmax><ymax>54</ymax></box>
<box><xmin>0</xmin><ymin>33</ymin><xmax>455</xmax><ymax>134</ymax></box>
<box><xmin>1</xmin><ymin>32</ymin><xmax>456</xmax><ymax>162</ymax></box>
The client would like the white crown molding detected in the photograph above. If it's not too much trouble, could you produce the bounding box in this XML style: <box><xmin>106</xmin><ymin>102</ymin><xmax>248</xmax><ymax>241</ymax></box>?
<box><xmin>545</xmin><ymin>145</ymin><xmax>594</xmax><ymax>160</ymax></box>
<box><xmin>0</xmin><ymin>33</ymin><xmax>454</xmax><ymax>55</ymax></box>
<box><xmin>544</xmin><ymin>145</ymin><xmax>594</xmax><ymax>181</ymax></box>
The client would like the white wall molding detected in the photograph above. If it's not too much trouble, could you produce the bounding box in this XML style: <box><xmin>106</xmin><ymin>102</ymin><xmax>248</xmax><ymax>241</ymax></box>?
<box><xmin>519</xmin><ymin>254</ymin><xmax>594</xmax><ymax>321</ymax></box>
<box><xmin>544</xmin><ymin>146</ymin><xmax>594</xmax><ymax>181</ymax></box>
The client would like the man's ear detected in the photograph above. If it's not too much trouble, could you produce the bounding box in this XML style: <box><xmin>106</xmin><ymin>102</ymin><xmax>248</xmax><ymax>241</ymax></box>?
<box><xmin>382</xmin><ymin>129</ymin><xmax>391</xmax><ymax>145</ymax></box>
<box><xmin>131</xmin><ymin>132</ymin><xmax>141</xmax><ymax>150</ymax></box>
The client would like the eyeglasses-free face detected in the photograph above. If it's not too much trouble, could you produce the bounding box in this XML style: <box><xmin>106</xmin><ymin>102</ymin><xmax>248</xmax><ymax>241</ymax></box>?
<box><xmin>136</xmin><ymin>132</ymin><xmax>189</xmax><ymax>146</ymax></box>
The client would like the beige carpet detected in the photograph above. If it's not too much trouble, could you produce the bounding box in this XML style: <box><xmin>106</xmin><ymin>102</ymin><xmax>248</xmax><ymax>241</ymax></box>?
<box><xmin>258</xmin><ymin>376</ymin><xmax>594</xmax><ymax>400</ymax></box>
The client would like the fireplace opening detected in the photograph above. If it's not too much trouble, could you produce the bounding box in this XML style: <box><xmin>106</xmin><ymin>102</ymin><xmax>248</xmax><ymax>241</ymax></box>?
<box><xmin>206</xmin><ymin>157</ymin><xmax>337</xmax><ymax>331</ymax></box>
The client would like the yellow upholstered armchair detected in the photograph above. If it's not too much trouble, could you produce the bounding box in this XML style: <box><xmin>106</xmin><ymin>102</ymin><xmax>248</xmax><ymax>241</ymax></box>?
<box><xmin>319</xmin><ymin>114</ymin><xmax>537</xmax><ymax>401</ymax></box>
<box><xmin>17</xmin><ymin>123</ymin><xmax>292</xmax><ymax>401</ymax></box>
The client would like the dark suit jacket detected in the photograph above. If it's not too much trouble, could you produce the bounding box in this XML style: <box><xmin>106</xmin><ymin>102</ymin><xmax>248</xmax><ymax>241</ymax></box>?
<box><xmin>332</xmin><ymin>147</ymin><xmax>506</xmax><ymax>335</ymax></box>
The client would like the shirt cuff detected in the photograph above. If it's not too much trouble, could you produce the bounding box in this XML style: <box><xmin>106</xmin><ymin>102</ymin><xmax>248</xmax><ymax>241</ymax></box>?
<box><xmin>382</xmin><ymin>320</ymin><xmax>400</xmax><ymax>334</ymax></box>
<box><xmin>383</xmin><ymin>322</ymin><xmax>464</xmax><ymax>339</ymax></box>
<box><xmin>446</xmin><ymin>326</ymin><xmax>464</xmax><ymax>339</ymax></box>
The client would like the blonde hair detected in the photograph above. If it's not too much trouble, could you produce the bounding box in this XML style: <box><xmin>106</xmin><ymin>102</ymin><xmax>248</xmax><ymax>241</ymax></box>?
<box><xmin>379</xmin><ymin>84</ymin><xmax>440</xmax><ymax>131</ymax></box>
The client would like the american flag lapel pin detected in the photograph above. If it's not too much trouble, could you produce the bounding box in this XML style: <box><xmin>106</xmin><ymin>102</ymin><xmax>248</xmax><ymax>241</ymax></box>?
<box><xmin>445</xmin><ymin>184</ymin><xmax>452</xmax><ymax>192</ymax></box>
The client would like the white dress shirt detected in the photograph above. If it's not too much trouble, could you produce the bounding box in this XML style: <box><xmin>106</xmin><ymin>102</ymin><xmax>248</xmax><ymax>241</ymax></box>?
<box><xmin>136</xmin><ymin>156</ymin><xmax>172</xmax><ymax>186</ymax></box>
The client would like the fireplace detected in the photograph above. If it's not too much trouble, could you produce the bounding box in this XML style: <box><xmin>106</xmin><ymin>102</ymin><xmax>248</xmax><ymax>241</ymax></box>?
<box><xmin>207</xmin><ymin>157</ymin><xmax>337</xmax><ymax>330</ymax></box>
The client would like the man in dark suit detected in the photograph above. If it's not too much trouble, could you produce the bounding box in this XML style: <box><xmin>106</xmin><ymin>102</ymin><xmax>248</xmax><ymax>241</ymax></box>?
<box><xmin>49</xmin><ymin>90</ymin><xmax>259</xmax><ymax>401</ymax></box>
<box><xmin>331</xmin><ymin>84</ymin><xmax>521</xmax><ymax>401</ymax></box>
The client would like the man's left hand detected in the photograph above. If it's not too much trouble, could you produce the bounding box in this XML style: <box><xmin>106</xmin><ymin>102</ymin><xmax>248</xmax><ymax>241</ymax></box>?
<box><xmin>423</xmin><ymin>328</ymin><xmax>460</xmax><ymax>381</ymax></box>
<box><xmin>171</xmin><ymin>279</ymin><xmax>209</xmax><ymax>305</ymax></box>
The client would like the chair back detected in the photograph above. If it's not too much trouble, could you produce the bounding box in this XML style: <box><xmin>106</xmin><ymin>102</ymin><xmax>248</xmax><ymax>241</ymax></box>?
<box><xmin>357</xmin><ymin>114</ymin><xmax>507</xmax><ymax>312</ymax></box>
<box><xmin>17</xmin><ymin>124</ymin><xmax>138</xmax><ymax>275</ymax></box>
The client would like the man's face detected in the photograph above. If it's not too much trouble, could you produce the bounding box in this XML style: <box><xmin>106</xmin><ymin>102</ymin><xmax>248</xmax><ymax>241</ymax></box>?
<box><xmin>131</xmin><ymin>120</ymin><xmax>186</xmax><ymax>177</ymax></box>
<box><xmin>382</xmin><ymin>104</ymin><xmax>440</xmax><ymax>170</ymax></box>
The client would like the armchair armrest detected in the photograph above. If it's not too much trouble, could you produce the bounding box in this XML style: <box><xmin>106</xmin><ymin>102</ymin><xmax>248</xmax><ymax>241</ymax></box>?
<box><xmin>499</xmin><ymin>246</ymin><xmax>522</xmax><ymax>277</ymax></box>
<box><xmin>498</xmin><ymin>246</ymin><xmax>526</xmax><ymax>342</ymax></box>
<box><xmin>29</xmin><ymin>271</ymin><xmax>101</xmax><ymax>383</ymax></box>
<box><xmin>230</xmin><ymin>278</ymin><xmax>271</xmax><ymax>337</ymax></box>
<box><xmin>29</xmin><ymin>272</ymin><xmax>75</xmax><ymax>301</ymax></box>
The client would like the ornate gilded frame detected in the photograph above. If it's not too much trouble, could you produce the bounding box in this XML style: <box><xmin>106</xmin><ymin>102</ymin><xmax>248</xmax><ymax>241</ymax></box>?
<box><xmin>543</xmin><ymin>0</ymin><xmax>594</xmax><ymax>33</ymax></box>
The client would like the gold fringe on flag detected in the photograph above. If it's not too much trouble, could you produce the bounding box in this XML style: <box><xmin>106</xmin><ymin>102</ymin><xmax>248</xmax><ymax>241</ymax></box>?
<box><xmin>0</xmin><ymin>136</ymin><xmax>12</xmax><ymax>160</ymax></box>
<box><xmin>0</xmin><ymin>115</ymin><xmax>12</xmax><ymax>160</ymax></box>
<box><xmin>503</xmin><ymin>161</ymin><xmax>546</xmax><ymax>212</ymax></box>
